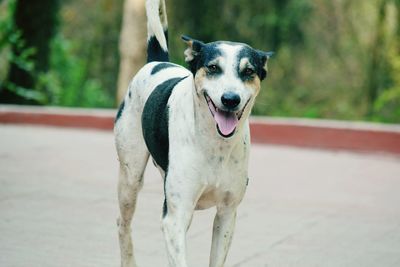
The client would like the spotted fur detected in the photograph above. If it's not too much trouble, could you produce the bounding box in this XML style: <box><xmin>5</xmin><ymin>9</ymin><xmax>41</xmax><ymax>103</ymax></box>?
<box><xmin>114</xmin><ymin>1</ymin><xmax>272</xmax><ymax>266</ymax></box>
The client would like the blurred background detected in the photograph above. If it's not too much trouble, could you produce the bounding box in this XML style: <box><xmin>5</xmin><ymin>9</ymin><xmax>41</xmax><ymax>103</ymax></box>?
<box><xmin>0</xmin><ymin>0</ymin><xmax>399</xmax><ymax>123</ymax></box>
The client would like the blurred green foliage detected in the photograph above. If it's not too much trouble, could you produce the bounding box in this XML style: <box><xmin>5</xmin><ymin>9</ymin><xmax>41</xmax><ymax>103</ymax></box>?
<box><xmin>373</xmin><ymin>38</ymin><xmax>400</xmax><ymax>122</ymax></box>
<box><xmin>37</xmin><ymin>34</ymin><xmax>113</xmax><ymax>107</ymax></box>
<box><xmin>0</xmin><ymin>0</ymin><xmax>43</xmax><ymax>102</ymax></box>
<box><xmin>0</xmin><ymin>0</ymin><xmax>60</xmax><ymax>104</ymax></box>
<box><xmin>51</xmin><ymin>0</ymin><xmax>123</xmax><ymax>107</ymax></box>
<box><xmin>0</xmin><ymin>0</ymin><xmax>121</xmax><ymax>107</ymax></box>
<box><xmin>168</xmin><ymin>0</ymin><xmax>400</xmax><ymax>123</ymax></box>
<box><xmin>0</xmin><ymin>0</ymin><xmax>399</xmax><ymax>123</ymax></box>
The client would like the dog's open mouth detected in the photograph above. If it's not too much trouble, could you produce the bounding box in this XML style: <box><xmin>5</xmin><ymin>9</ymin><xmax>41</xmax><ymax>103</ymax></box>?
<box><xmin>204</xmin><ymin>93</ymin><xmax>247</xmax><ymax>138</ymax></box>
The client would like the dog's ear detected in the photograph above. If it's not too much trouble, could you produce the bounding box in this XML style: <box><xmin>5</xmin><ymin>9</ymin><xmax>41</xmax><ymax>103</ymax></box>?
<box><xmin>257</xmin><ymin>50</ymin><xmax>274</xmax><ymax>81</ymax></box>
<box><xmin>181</xmin><ymin>35</ymin><xmax>205</xmax><ymax>62</ymax></box>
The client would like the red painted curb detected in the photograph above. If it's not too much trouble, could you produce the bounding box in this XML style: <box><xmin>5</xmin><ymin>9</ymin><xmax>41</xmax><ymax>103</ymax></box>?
<box><xmin>0</xmin><ymin>110</ymin><xmax>114</xmax><ymax>130</ymax></box>
<box><xmin>250</xmin><ymin>120</ymin><xmax>400</xmax><ymax>155</ymax></box>
<box><xmin>1</xmin><ymin>105</ymin><xmax>400</xmax><ymax>155</ymax></box>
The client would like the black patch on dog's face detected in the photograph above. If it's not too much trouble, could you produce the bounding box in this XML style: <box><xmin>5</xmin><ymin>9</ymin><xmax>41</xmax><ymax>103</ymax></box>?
<box><xmin>187</xmin><ymin>42</ymin><xmax>223</xmax><ymax>76</ymax></box>
<box><xmin>186</xmin><ymin>41</ymin><xmax>269</xmax><ymax>82</ymax></box>
<box><xmin>236</xmin><ymin>46</ymin><xmax>268</xmax><ymax>81</ymax></box>
<box><xmin>151</xmin><ymin>62</ymin><xmax>178</xmax><ymax>75</ymax></box>
<box><xmin>141</xmin><ymin>76</ymin><xmax>188</xmax><ymax>172</ymax></box>
<box><xmin>115</xmin><ymin>100</ymin><xmax>125</xmax><ymax>123</ymax></box>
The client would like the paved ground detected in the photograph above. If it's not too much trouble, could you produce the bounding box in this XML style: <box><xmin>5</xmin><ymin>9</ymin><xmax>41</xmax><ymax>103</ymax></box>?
<box><xmin>0</xmin><ymin>124</ymin><xmax>400</xmax><ymax>267</ymax></box>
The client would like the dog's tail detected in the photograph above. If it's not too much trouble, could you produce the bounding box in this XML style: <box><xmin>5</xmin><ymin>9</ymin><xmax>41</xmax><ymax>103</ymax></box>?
<box><xmin>146</xmin><ymin>0</ymin><xmax>169</xmax><ymax>62</ymax></box>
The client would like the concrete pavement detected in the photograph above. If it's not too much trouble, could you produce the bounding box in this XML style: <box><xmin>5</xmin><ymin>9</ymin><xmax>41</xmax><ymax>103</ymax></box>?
<box><xmin>0</xmin><ymin>124</ymin><xmax>400</xmax><ymax>267</ymax></box>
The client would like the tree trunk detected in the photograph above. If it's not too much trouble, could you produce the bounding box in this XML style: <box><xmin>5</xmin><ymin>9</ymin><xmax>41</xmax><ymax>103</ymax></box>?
<box><xmin>0</xmin><ymin>0</ymin><xmax>59</xmax><ymax>104</ymax></box>
<box><xmin>116</xmin><ymin>0</ymin><xmax>146</xmax><ymax>105</ymax></box>
<box><xmin>396</xmin><ymin>1</ymin><xmax>400</xmax><ymax>43</ymax></box>
<box><xmin>366</xmin><ymin>0</ymin><xmax>388</xmax><ymax>115</ymax></box>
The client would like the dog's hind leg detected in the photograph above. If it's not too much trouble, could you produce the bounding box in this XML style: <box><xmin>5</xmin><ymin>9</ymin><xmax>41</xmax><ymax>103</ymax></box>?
<box><xmin>117</xmin><ymin>148</ymin><xmax>149</xmax><ymax>267</ymax></box>
<box><xmin>115</xmin><ymin>107</ymin><xmax>150</xmax><ymax>267</ymax></box>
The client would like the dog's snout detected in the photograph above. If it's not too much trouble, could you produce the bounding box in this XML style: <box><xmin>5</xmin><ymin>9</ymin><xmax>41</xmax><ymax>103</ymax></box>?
<box><xmin>221</xmin><ymin>92</ymin><xmax>241</xmax><ymax>109</ymax></box>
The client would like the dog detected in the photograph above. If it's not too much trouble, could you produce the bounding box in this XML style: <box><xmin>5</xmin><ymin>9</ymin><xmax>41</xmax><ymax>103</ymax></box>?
<box><xmin>114</xmin><ymin>0</ymin><xmax>272</xmax><ymax>266</ymax></box>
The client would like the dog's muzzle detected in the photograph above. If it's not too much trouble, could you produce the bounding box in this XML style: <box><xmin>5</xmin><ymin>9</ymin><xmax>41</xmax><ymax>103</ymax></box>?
<box><xmin>204</xmin><ymin>93</ymin><xmax>248</xmax><ymax>138</ymax></box>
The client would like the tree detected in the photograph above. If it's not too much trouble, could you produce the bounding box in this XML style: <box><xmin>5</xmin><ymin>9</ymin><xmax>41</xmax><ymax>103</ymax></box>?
<box><xmin>0</xmin><ymin>0</ymin><xmax>60</xmax><ymax>104</ymax></box>
<box><xmin>116</xmin><ymin>0</ymin><xmax>146</xmax><ymax>104</ymax></box>
<box><xmin>366</xmin><ymin>0</ymin><xmax>389</xmax><ymax>114</ymax></box>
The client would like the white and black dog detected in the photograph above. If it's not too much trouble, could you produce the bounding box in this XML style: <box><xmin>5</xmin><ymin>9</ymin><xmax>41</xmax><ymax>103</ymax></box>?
<box><xmin>114</xmin><ymin>0</ymin><xmax>272</xmax><ymax>266</ymax></box>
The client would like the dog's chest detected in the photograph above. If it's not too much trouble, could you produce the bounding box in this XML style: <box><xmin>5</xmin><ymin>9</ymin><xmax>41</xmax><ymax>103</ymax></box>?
<box><xmin>201</xmin><ymin>141</ymin><xmax>249</xmax><ymax>183</ymax></box>
<box><xmin>170</xmin><ymin>136</ymin><xmax>250</xmax><ymax>209</ymax></box>
<box><xmin>195</xmin><ymin>146</ymin><xmax>249</xmax><ymax>209</ymax></box>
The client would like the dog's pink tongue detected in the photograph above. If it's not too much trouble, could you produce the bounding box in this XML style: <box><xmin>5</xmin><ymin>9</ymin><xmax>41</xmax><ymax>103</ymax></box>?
<box><xmin>214</xmin><ymin>110</ymin><xmax>238</xmax><ymax>136</ymax></box>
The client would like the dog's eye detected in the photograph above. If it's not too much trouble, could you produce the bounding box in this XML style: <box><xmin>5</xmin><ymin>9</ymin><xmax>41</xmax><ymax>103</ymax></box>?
<box><xmin>243</xmin><ymin>68</ymin><xmax>255</xmax><ymax>76</ymax></box>
<box><xmin>207</xmin><ymin>64</ymin><xmax>220</xmax><ymax>74</ymax></box>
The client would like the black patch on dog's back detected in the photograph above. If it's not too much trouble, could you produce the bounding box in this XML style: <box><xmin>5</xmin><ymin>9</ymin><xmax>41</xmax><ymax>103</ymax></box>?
<box><xmin>151</xmin><ymin>62</ymin><xmax>178</xmax><ymax>75</ymax></box>
<box><xmin>115</xmin><ymin>100</ymin><xmax>125</xmax><ymax>123</ymax></box>
<box><xmin>141</xmin><ymin>76</ymin><xmax>188</xmax><ymax>172</ymax></box>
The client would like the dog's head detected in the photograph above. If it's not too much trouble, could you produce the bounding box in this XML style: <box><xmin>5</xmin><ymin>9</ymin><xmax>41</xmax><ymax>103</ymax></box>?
<box><xmin>182</xmin><ymin>35</ymin><xmax>273</xmax><ymax>138</ymax></box>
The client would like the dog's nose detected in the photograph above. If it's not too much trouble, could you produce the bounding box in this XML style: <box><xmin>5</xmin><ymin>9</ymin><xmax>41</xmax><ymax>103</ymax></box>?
<box><xmin>221</xmin><ymin>92</ymin><xmax>241</xmax><ymax>109</ymax></box>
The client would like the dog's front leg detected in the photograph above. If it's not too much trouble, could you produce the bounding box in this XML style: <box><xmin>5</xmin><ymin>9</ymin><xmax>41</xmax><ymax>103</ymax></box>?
<box><xmin>209</xmin><ymin>207</ymin><xmax>237</xmax><ymax>267</ymax></box>
<box><xmin>162</xmin><ymin>210</ymin><xmax>191</xmax><ymax>267</ymax></box>
<box><xmin>162</xmin><ymin>179</ymin><xmax>202</xmax><ymax>267</ymax></box>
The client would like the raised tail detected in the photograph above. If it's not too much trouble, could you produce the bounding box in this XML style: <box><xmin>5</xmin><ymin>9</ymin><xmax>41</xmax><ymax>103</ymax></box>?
<box><xmin>146</xmin><ymin>0</ymin><xmax>169</xmax><ymax>62</ymax></box>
